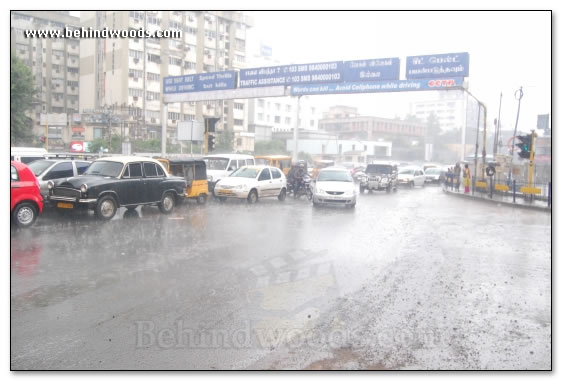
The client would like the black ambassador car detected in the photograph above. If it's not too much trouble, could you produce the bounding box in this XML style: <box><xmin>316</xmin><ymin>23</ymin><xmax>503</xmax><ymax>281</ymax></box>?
<box><xmin>48</xmin><ymin>156</ymin><xmax>186</xmax><ymax>220</ymax></box>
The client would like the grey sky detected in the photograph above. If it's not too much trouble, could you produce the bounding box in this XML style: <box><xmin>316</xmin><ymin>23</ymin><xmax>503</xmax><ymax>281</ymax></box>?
<box><xmin>246</xmin><ymin>10</ymin><xmax>551</xmax><ymax>133</ymax></box>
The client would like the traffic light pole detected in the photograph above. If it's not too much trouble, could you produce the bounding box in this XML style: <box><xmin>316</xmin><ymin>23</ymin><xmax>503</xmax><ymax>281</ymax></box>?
<box><xmin>528</xmin><ymin>130</ymin><xmax>536</xmax><ymax>187</ymax></box>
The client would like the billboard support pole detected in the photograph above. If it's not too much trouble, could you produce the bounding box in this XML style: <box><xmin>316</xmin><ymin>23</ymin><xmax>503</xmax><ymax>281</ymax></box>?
<box><xmin>161</xmin><ymin>104</ymin><xmax>167</xmax><ymax>156</ymax></box>
<box><xmin>292</xmin><ymin>95</ymin><xmax>301</xmax><ymax>163</ymax></box>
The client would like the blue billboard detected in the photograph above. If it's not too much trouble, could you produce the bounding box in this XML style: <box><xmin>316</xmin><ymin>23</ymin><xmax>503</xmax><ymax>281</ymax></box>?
<box><xmin>163</xmin><ymin>71</ymin><xmax>236</xmax><ymax>94</ymax></box>
<box><xmin>342</xmin><ymin>58</ymin><xmax>400</xmax><ymax>81</ymax></box>
<box><xmin>406</xmin><ymin>52</ymin><xmax>469</xmax><ymax>79</ymax></box>
<box><xmin>290</xmin><ymin>78</ymin><xmax>464</xmax><ymax>96</ymax></box>
<box><xmin>239</xmin><ymin>61</ymin><xmax>343</xmax><ymax>88</ymax></box>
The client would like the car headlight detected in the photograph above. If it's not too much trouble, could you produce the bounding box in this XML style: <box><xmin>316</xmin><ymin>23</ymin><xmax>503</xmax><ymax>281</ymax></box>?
<box><xmin>235</xmin><ymin>184</ymin><xmax>246</xmax><ymax>190</ymax></box>
<box><xmin>80</xmin><ymin>184</ymin><xmax>88</xmax><ymax>193</ymax></box>
<box><xmin>47</xmin><ymin>180</ymin><xmax>54</xmax><ymax>190</ymax></box>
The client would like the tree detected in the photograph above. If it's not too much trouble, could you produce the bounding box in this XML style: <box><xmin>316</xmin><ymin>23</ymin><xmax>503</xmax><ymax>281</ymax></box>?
<box><xmin>88</xmin><ymin>136</ymin><xmax>121</xmax><ymax>153</ymax></box>
<box><xmin>215</xmin><ymin>129</ymin><xmax>235</xmax><ymax>153</ymax></box>
<box><xmin>11</xmin><ymin>54</ymin><xmax>36</xmax><ymax>145</ymax></box>
<box><xmin>254</xmin><ymin>139</ymin><xmax>287</xmax><ymax>155</ymax></box>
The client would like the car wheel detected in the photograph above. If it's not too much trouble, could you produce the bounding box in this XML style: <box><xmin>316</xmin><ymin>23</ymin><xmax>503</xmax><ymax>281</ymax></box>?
<box><xmin>95</xmin><ymin>195</ymin><xmax>117</xmax><ymax>220</ymax></box>
<box><xmin>159</xmin><ymin>192</ymin><xmax>175</xmax><ymax>214</ymax></box>
<box><xmin>13</xmin><ymin>202</ymin><xmax>37</xmax><ymax>228</ymax></box>
<box><xmin>247</xmin><ymin>189</ymin><xmax>258</xmax><ymax>204</ymax></box>
<box><xmin>196</xmin><ymin>194</ymin><xmax>207</xmax><ymax>204</ymax></box>
<box><xmin>278</xmin><ymin>188</ymin><xmax>287</xmax><ymax>202</ymax></box>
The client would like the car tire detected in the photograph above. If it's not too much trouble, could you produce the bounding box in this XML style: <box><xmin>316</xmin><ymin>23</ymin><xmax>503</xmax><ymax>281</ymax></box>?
<box><xmin>13</xmin><ymin>202</ymin><xmax>37</xmax><ymax>228</ymax></box>
<box><xmin>196</xmin><ymin>194</ymin><xmax>207</xmax><ymax>204</ymax></box>
<box><xmin>278</xmin><ymin>188</ymin><xmax>287</xmax><ymax>202</ymax></box>
<box><xmin>95</xmin><ymin>195</ymin><xmax>117</xmax><ymax>220</ymax></box>
<box><xmin>159</xmin><ymin>192</ymin><xmax>176</xmax><ymax>214</ymax></box>
<box><xmin>247</xmin><ymin>189</ymin><xmax>258</xmax><ymax>204</ymax></box>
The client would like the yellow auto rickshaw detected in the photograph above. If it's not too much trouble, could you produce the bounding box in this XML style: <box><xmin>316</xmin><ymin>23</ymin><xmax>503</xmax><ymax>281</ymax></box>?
<box><xmin>255</xmin><ymin>155</ymin><xmax>293</xmax><ymax>176</ymax></box>
<box><xmin>312</xmin><ymin>159</ymin><xmax>335</xmax><ymax>178</ymax></box>
<box><xmin>157</xmin><ymin>158</ymin><xmax>209</xmax><ymax>204</ymax></box>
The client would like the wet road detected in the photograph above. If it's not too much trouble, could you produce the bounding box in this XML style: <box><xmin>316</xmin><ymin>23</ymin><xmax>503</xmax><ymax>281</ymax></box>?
<box><xmin>10</xmin><ymin>186</ymin><xmax>551</xmax><ymax>370</ymax></box>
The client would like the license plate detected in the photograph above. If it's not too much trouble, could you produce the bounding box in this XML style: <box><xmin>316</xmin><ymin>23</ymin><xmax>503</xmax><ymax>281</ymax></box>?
<box><xmin>57</xmin><ymin>202</ymin><xmax>74</xmax><ymax>209</ymax></box>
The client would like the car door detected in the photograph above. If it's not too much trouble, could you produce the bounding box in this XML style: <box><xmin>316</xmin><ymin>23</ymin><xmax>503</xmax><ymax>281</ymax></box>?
<box><xmin>270</xmin><ymin>167</ymin><xmax>284</xmax><ymax>196</ymax></box>
<box><xmin>143</xmin><ymin>162</ymin><xmax>165</xmax><ymax>202</ymax></box>
<box><xmin>121</xmin><ymin>162</ymin><xmax>146</xmax><ymax>205</ymax></box>
<box><xmin>257</xmin><ymin>168</ymin><xmax>273</xmax><ymax>197</ymax></box>
<box><xmin>415</xmin><ymin>170</ymin><xmax>424</xmax><ymax>186</ymax></box>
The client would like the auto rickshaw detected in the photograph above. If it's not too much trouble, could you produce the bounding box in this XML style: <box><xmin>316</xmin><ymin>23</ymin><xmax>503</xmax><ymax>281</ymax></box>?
<box><xmin>157</xmin><ymin>158</ymin><xmax>209</xmax><ymax>204</ymax></box>
<box><xmin>311</xmin><ymin>159</ymin><xmax>335</xmax><ymax>178</ymax></box>
<box><xmin>255</xmin><ymin>155</ymin><xmax>292</xmax><ymax>176</ymax></box>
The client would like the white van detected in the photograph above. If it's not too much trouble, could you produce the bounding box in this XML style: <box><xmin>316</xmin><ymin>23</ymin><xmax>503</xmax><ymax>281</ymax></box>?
<box><xmin>10</xmin><ymin>147</ymin><xmax>48</xmax><ymax>164</ymax></box>
<box><xmin>203</xmin><ymin>154</ymin><xmax>255</xmax><ymax>191</ymax></box>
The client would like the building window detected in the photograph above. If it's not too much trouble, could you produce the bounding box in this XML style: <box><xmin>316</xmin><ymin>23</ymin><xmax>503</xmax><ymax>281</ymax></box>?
<box><xmin>257</xmin><ymin>113</ymin><xmax>263</xmax><ymax>121</ymax></box>
<box><xmin>234</xmin><ymin>103</ymin><xmax>244</xmax><ymax>110</ymax></box>
<box><xmin>184</xmin><ymin>26</ymin><xmax>197</xmax><ymax>35</ymax></box>
<box><xmin>168</xmin><ymin>56</ymin><xmax>182</xmax><ymax>66</ymax></box>
<box><xmin>129</xmin><ymin>49</ymin><xmax>143</xmax><ymax>59</ymax></box>
<box><xmin>183</xmin><ymin>114</ymin><xmax>195</xmax><ymax>121</ymax></box>
<box><xmin>147</xmin><ymin>15</ymin><xmax>161</xmax><ymax>25</ymax></box>
<box><xmin>129</xmin><ymin>11</ymin><xmax>144</xmax><ymax>21</ymax></box>
<box><xmin>285</xmin><ymin>117</ymin><xmax>291</xmax><ymax>125</ymax></box>
<box><xmin>128</xmin><ymin>88</ymin><xmax>143</xmax><ymax>97</ymax></box>
<box><xmin>286</xmin><ymin>105</ymin><xmax>292</xmax><ymax>112</ymax></box>
<box><xmin>147</xmin><ymin>72</ymin><xmax>160</xmax><ymax>81</ymax></box>
<box><xmin>168</xmin><ymin>112</ymin><xmax>180</xmax><ymax>121</ymax></box>
<box><xmin>274</xmin><ymin>116</ymin><xmax>281</xmax><ymax>124</ymax></box>
<box><xmin>234</xmin><ymin>119</ymin><xmax>244</xmax><ymax>126</ymax></box>
<box><xmin>129</xmin><ymin>69</ymin><xmax>143</xmax><ymax>79</ymax></box>
<box><xmin>235</xmin><ymin>55</ymin><xmax>245</xmax><ymax>63</ymax></box>
<box><xmin>147</xmin><ymin>53</ymin><xmax>161</xmax><ymax>63</ymax></box>
<box><xmin>310</xmin><ymin>120</ymin><xmax>315</xmax><ymax>127</ymax></box>
<box><xmin>257</xmin><ymin>99</ymin><xmax>265</xmax><ymax>108</ymax></box>
<box><xmin>184</xmin><ymin>61</ymin><xmax>196</xmax><ymax>70</ymax></box>
<box><xmin>146</xmin><ymin>91</ymin><xmax>160</xmax><ymax>101</ymax></box>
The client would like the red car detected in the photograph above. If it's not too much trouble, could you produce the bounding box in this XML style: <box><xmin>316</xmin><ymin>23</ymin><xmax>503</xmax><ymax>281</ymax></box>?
<box><xmin>11</xmin><ymin>160</ymin><xmax>43</xmax><ymax>228</ymax></box>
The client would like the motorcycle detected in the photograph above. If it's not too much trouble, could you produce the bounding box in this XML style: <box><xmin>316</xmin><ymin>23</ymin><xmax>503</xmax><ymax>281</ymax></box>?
<box><xmin>288</xmin><ymin>175</ymin><xmax>313</xmax><ymax>201</ymax></box>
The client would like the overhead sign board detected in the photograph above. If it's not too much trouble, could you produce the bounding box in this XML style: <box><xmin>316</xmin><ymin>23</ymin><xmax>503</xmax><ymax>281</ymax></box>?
<box><xmin>163</xmin><ymin>70</ymin><xmax>236</xmax><ymax>94</ymax></box>
<box><xmin>406</xmin><ymin>52</ymin><xmax>469</xmax><ymax>79</ymax></box>
<box><xmin>342</xmin><ymin>58</ymin><xmax>400</xmax><ymax>81</ymax></box>
<box><xmin>239</xmin><ymin>61</ymin><xmax>343</xmax><ymax>88</ymax></box>
<box><xmin>290</xmin><ymin>78</ymin><xmax>464</xmax><ymax>96</ymax></box>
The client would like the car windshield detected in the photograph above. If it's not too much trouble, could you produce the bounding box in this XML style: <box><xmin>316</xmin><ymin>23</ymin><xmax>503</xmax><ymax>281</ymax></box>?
<box><xmin>367</xmin><ymin>165</ymin><xmax>392</xmax><ymax>174</ymax></box>
<box><xmin>83</xmin><ymin>161</ymin><xmax>124</xmax><ymax>177</ymax></box>
<box><xmin>28</xmin><ymin>160</ymin><xmax>55</xmax><ymax>176</ymax></box>
<box><xmin>317</xmin><ymin>171</ymin><xmax>353</xmax><ymax>182</ymax></box>
<box><xmin>230</xmin><ymin>167</ymin><xmax>259</xmax><ymax>178</ymax></box>
<box><xmin>399</xmin><ymin>169</ymin><xmax>415</xmax><ymax>175</ymax></box>
<box><xmin>206</xmin><ymin>158</ymin><xmax>229</xmax><ymax>170</ymax></box>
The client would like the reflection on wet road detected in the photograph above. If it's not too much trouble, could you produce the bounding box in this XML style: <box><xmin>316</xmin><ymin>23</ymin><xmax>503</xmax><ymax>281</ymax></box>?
<box><xmin>11</xmin><ymin>186</ymin><xmax>551</xmax><ymax>369</ymax></box>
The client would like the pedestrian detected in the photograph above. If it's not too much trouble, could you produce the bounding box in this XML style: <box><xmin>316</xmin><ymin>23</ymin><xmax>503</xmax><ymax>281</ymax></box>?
<box><xmin>463</xmin><ymin>164</ymin><xmax>471</xmax><ymax>193</ymax></box>
<box><xmin>454</xmin><ymin>163</ymin><xmax>461</xmax><ymax>192</ymax></box>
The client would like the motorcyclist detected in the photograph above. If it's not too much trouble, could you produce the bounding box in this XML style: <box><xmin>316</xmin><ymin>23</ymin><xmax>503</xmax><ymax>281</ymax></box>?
<box><xmin>288</xmin><ymin>161</ymin><xmax>307</xmax><ymax>195</ymax></box>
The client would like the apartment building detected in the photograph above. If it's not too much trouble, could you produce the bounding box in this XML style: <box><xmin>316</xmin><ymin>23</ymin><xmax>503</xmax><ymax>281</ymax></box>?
<box><xmin>409</xmin><ymin>90</ymin><xmax>466</xmax><ymax>131</ymax></box>
<box><xmin>11</xmin><ymin>11</ymin><xmax>81</xmax><ymax>145</ymax></box>
<box><xmin>80</xmin><ymin>11</ymin><xmax>253</xmax><ymax>148</ymax></box>
<box><xmin>319</xmin><ymin>106</ymin><xmax>427</xmax><ymax>141</ymax></box>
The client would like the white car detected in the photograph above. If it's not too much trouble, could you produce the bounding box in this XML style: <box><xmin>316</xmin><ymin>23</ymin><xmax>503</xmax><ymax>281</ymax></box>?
<box><xmin>214</xmin><ymin>166</ymin><xmax>287</xmax><ymax>203</ymax></box>
<box><xmin>204</xmin><ymin>154</ymin><xmax>255</xmax><ymax>191</ymax></box>
<box><xmin>312</xmin><ymin>167</ymin><xmax>357</xmax><ymax>208</ymax></box>
<box><xmin>397</xmin><ymin>167</ymin><xmax>426</xmax><ymax>188</ymax></box>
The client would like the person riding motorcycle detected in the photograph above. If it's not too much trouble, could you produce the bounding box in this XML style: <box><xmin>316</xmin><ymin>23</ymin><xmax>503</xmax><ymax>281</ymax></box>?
<box><xmin>287</xmin><ymin>161</ymin><xmax>308</xmax><ymax>196</ymax></box>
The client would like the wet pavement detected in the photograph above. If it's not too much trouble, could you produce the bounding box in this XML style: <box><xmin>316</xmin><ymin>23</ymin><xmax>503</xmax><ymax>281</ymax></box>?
<box><xmin>10</xmin><ymin>186</ymin><xmax>551</xmax><ymax>370</ymax></box>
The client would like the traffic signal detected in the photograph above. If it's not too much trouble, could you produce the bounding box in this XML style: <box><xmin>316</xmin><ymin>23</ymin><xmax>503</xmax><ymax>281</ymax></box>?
<box><xmin>208</xmin><ymin>133</ymin><xmax>216</xmax><ymax>152</ymax></box>
<box><xmin>516</xmin><ymin>134</ymin><xmax>532</xmax><ymax>159</ymax></box>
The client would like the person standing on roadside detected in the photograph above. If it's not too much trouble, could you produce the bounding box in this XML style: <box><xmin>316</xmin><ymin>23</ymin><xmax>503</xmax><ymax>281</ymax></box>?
<box><xmin>454</xmin><ymin>163</ymin><xmax>461</xmax><ymax>192</ymax></box>
<box><xmin>463</xmin><ymin>164</ymin><xmax>471</xmax><ymax>193</ymax></box>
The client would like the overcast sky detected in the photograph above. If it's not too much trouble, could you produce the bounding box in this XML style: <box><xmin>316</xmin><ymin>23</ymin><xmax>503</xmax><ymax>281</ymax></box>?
<box><xmin>245</xmin><ymin>10</ymin><xmax>551</xmax><ymax>134</ymax></box>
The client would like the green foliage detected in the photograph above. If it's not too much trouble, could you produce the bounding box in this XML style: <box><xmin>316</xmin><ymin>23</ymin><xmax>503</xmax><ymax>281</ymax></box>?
<box><xmin>11</xmin><ymin>54</ymin><xmax>36</xmax><ymax>145</ymax></box>
<box><xmin>214</xmin><ymin>130</ymin><xmax>235</xmax><ymax>153</ymax></box>
<box><xmin>88</xmin><ymin>136</ymin><xmax>121</xmax><ymax>153</ymax></box>
<box><xmin>254</xmin><ymin>140</ymin><xmax>288</xmax><ymax>155</ymax></box>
